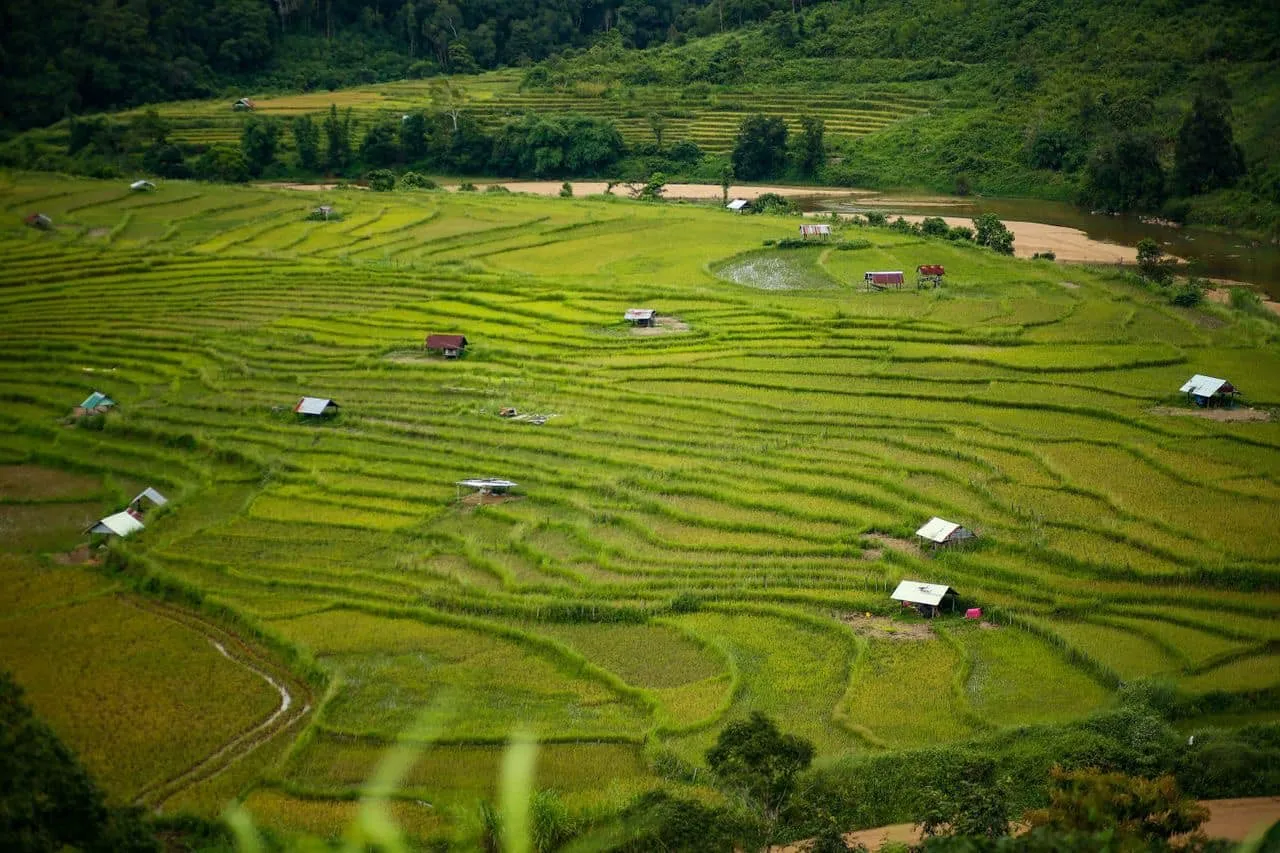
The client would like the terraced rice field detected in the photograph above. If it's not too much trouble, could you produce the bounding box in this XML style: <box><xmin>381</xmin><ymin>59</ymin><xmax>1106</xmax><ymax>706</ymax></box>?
<box><xmin>29</xmin><ymin>70</ymin><xmax>935</xmax><ymax>156</ymax></box>
<box><xmin>1</xmin><ymin>171</ymin><xmax>1278</xmax><ymax>843</ymax></box>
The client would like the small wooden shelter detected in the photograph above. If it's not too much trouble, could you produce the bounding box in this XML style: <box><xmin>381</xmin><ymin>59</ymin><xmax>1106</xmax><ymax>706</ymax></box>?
<box><xmin>799</xmin><ymin>223</ymin><xmax>832</xmax><ymax>241</ymax></box>
<box><xmin>891</xmin><ymin>580</ymin><xmax>959</xmax><ymax>618</ymax></box>
<box><xmin>233</xmin><ymin>98</ymin><xmax>256</xmax><ymax>111</ymax></box>
<box><xmin>74</xmin><ymin>391</ymin><xmax>116</xmax><ymax>417</ymax></box>
<box><xmin>129</xmin><ymin>487</ymin><xmax>168</xmax><ymax>514</ymax></box>
<box><xmin>130</xmin><ymin>180</ymin><xmax>156</xmax><ymax>191</ymax></box>
<box><xmin>864</xmin><ymin>271</ymin><xmax>905</xmax><ymax>290</ymax></box>
<box><xmin>1179</xmin><ymin>374</ymin><xmax>1237</xmax><ymax>408</ymax></box>
<box><xmin>85</xmin><ymin>510</ymin><xmax>144</xmax><ymax>539</ymax></box>
<box><xmin>915</xmin><ymin>516</ymin><xmax>976</xmax><ymax>549</ymax></box>
<box><xmin>624</xmin><ymin>308</ymin><xmax>657</xmax><ymax>327</ymax></box>
<box><xmin>425</xmin><ymin>334</ymin><xmax>468</xmax><ymax>358</ymax></box>
<box><xmin>726</xmin><ymin>199</ymin><xmax>749</xmax><ymax>213</ymax></box>
<box><xmin>294</xmin><ymin>396</ymin><xmax>340</xmax><ymax>417</ymax></box>
<box><xmin>314</xmin><ymin>205</ymin><xmax>334</xmax><ymax>220</ymax></box>
<box><xmin>916</xmin><ymin>264</ymin><xmax>945</xmax><ymax>288</ymax></box>
<box><xmin>456</xmin><ymin>478</ymin><xmax>518</xmax><ymax>500</ymax></box>
<box><xmin>24</xmin><ymin>213</ymin><xmax>52</xmax><ymax>230</ymax></box>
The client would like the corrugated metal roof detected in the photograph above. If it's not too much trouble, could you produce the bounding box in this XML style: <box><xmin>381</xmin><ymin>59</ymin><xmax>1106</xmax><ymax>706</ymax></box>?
<box><xmin>915</xmin><ymin>516</ymin><xmax>972</xmax><ymax>543</ymax></box>
<box><xmin>1180</xmin><ymin>374</ymin><xmax>1230</xmax><ymax>396</ymax></box>
<box><xmin>918</xmin><ymin>265</ymin><xmax>945</xmax><ymax>276</ymax></box>
<box><xmin>727</xmin><ymin>199</ymin><xmax>749</xmax><ymax>210</ymax></box>
<box><xmin>865</xmin><ymin>271</ymin><xmax>906</xmax><ymax>284</ymax></box>
<box><xmin>130</xmin><ymin>180</ymin><xmax>155</xmax><ymax>190</ymax></box>
<box><xmin>427</xmin><ymin>334</ymin><xmax>467</xmax><ymax>349</ymax></box>
<box><xmin>891</xmin><ymin>580</ymin><xmax>957</xmax><ymax>607</ymax></box>
<box><xmin>799</xmin><ymin>223</ymin><xmax>831</xmax><ymax>235</ymax></box>
<box><xmin>133</xmin><ymin>487</ymin><xmax>168</xmax><ymax>507</ymax></box>
<box><xmin>457</xmin><ymin>478</ymin><xmax>518</xmax><ymax>490</ymax></box>
<box><xmin>295</xmin><ymin>397</ymin><xmax>337</xmax><ymax>415</ymax></box>
<box><xmin>80</xmin><ymin>391</ymin><xmax>114</xmax><ymax>409</ymax></box>
<box><xmin>624</xmin><ymin>309</ymin><xmax>656</xmax><ymax>320</ymax></box>
<box><xmin>87</xmin><ymin>511</ymin><xmax>144</xmax><ymax>537</ymax></box>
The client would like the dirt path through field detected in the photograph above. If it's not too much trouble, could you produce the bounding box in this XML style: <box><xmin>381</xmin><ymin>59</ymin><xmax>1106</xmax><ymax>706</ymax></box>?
<box><xmin>780</xmin><ymin>797</ymin><xmax>1280</xmax><ymax>851</ymax></box>
<box><xmin>124</xmin><ymin>599</ymin><xmax>312</xmax><ymax>811</ymax></box>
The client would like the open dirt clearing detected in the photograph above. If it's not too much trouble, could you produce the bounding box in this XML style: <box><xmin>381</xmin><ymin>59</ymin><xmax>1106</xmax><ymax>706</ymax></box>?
<box><xmin>1206</xmin><ymin>285</ymin><xmax>1280</xmax><ymax>316</ymax></box>
<box><xmin>1150</xmin><ymin>406</ymin><xmax>1272</xmax><ymax>422</ymax></box>
<box><xmin>840</xmin><ymin>613</ymin><xmax>934</xmax><ymax>641</ymax></box>
<box><xmin>631</xmin><ymin>315</ymin><xmax>690</xmax><ymax>335</ymax></box>
<box><xmin>878</xmin><ymin>213</ymin><xmax>1138</xmax><ymax>264</ymax></box>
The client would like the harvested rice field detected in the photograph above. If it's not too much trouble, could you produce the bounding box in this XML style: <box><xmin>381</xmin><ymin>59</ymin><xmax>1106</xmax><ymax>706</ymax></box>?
<box><xmin>0</xmin><ymin>171</ymin><xmax>1277</xmax><ymax>845</ymax></box>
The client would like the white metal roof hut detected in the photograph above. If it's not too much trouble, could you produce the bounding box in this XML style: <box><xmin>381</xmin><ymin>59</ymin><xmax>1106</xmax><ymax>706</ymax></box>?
<box><xmin>294</xmin><ymin>397</ymin><xmax>340</xmax><ymax>417</ymax></box>
<box><xmin>85</xmin><ymin>511</ymin><xmax>144</xmax><ymax>539</ymax></box>
<box><xmin>915</xmin><ymin>516</ymin><xmax>976</xmax><ymax>549</ymax></box>
<box><xmin>130</xmin><ymin>180</ymin><xmax>156</xmax><ymax>191</ymax></box>
<box><xmin>74</xmin><ymin>391</ymin><xmax>116</xmax><ymax>417</ymax></box>
<box><xmin>624</xmin><ymin>308</ymin><xmax>657</xmax><ymax>327</ymax></box>
<box><xmin>456</xmin><ymin>478</ymin><xmax>518</xmax><ymax>500</ymax></box>
<box><xmin>314</xmin><ymin>205</ymin><xmax>334</xmax><ymax>220</ymax></box>
<box><xmin>129</xmin><ymin>487</ymin><xmax>168</xmax><ymax>514</ymax></box>
<box><xmin>233</xmin><ymin>97</ymin><xmax>255</xmax><ymax>111</ymax></box>
<box><xmin>891</xmin><ymin>580</ymin><xmax>959</xmax><ymax>618</ymax></box>
<box><xmin>799</xmin><ymin>223</ymin><xmax>832</xmax><ymax>241</ymax></box>
<box><xmin>1179</xmin><ymin>374</ymin><xmax>1237</xmax><ymax>408</ymax></box>
<box><xmin>727</xmin><ymin>198</ymin><xmax>749</xmax><ymax>213</ymax></box>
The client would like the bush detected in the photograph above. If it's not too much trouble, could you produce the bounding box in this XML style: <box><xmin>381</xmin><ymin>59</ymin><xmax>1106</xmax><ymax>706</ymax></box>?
<box><xmin>484</xmin><ymin>184</ymin><xmax>510</xmax><ymax>193</ymax></box>
<box><xmin>669</xmin><ymin>140</ymin><xmax>702</xmax><ymax>163</ymax></box>
<box><xmin>366</xmin><ymin>168</ymin><xmax>395</xmax><ymax>191</ymax></box>
<box><xmin>890</xmin><ymin>216</ymin><xmax>921</xmax><ymax>235</ymax></box>
<box><xmin>559</xmin><ymin>181</ymin><xmax>573</xmax><ymax>197</ymax></box>
<box><xmin>836</xmin><ymin>239</ymin><xmax>873</xmax><ymax>250</ymax></box>
<box><xmin>865</xmin><ymin>211</ymin><xmax>888</xmax><ymax>227</ymax></box>
<box><xmin>973</xmin><ymin>213</ymin><xmax>1014</xmax><ymax>255</ymax></box>
<box><xmin>947</xmin><ymin>226</ymin><xmax>974</xmax><ymax>241</ymax></box>
<box><xmin>920</xmin><ymin>216</ymin><xmax>950</xmax><ymax>237</ymax></box>
<box><xmin>398</xmin><ymin>171</ymin><xmax>437</xmax><ymax>190</ymax></box>
<box><xmin>750</xmin><ymin>193</ymin><xmax>798</xmax><ymax>215</ymax></box>
<box><xmin>1032</xmin><ymin>251</ymin><xmax>1056</xmax><ymax>260</ymax></box>
<box><xmin>1171</xmin><ymin>277</ymin><xmax>1206</xmax><ymax>307</ymax></box>
<box><xmin>458</xmin><ymin>181</ymin><xmax>477</xmax><ymax>192</ymax></box>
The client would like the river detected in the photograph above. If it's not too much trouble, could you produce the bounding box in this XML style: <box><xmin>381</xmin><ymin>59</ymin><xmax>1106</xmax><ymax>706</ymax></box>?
<box><xmin>801</xmin><ymin>193</ymin><xmax>1280</xmax><ymax>300</ymax></box>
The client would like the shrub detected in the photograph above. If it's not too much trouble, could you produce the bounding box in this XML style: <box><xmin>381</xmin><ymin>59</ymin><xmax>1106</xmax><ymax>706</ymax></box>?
<box><xmin>890</xmin><ymin>216</ymin><xmax>921</xmax><ymax>235</ymax></box>
<box><xmin>1032</xmin><ymin>251</ymin><xmax>1057</xmax><ymax>260</ymax></box>
<box><xmin>973</xmin><ymin>213</ymin><xmax>1014</xmax><ymax>255</ymax></box>
<box><xmin>836</xmin><ymin>239</ymin><xmax>873</xmax><ymax>251</ymax></box>
<box><xmin>669</xmin><ymin>140</ymin><xmax>702</xmax><ymax>163</ymax></box>
<box><xmin>458</xmin><ymin>181</ymin><xmax>477</xmax><ymax>192</ymax></box>
<box><xmin>865</xmin><ymin>211</ymin><xmax>888</xmax><ymax>227</ymax></box>
<box><xmin>559</xmin><ymin>182</ymin><xmax>573</xmax><ymax>197</ymax></box>
<box><xmin>750</xmin><ymin>193</ymin><xmax>798</xmax><ymax>215</ymax></box>
<box><xmin>948</xmin><ymin>226</ymin><xmax>975</xmax><ymax>241</ymax></box>
<box><xmin>1171</xmin><ymin>277</ymin><xmax>1206</xmax><ymax>307</ymax></box>
<box><xmin>484</xmin><ymin>184</ymin><xmax>510</xmax><ymax>193</ymax></box>
<box><xmin>920</xmin><ymin>216</ymin><xmax>950</xmax><ymax>237</ymax></box>
<box><xmin>366</xmin><ymin>168</ymin><xmax>395</xmax><ymax>191</ymax></box>
<box><xmin>1137</xmin><ymin>238</ymin><xmax>1174</xmax><ymax>285</ymax></box>
<box><xmin>398</xmin><ymin>171</ymin><xmax>437</xmax><ymax>190</ymax></box>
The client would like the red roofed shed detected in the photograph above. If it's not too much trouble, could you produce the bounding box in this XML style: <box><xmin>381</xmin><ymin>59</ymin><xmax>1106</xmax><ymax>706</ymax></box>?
<box><xmin>864</xmin><ymin>271</ymin><xmax>905</xmax><ymax>290</ymax></box>
<box><xmin>426</xmin><ymin>334</ymin><xmax>468</xmax><ymax>358</ymax></box>
<box><xmin>916</xmin><ymin>265</ymin><xmax>945</xmax><ymax>288</ymax></box>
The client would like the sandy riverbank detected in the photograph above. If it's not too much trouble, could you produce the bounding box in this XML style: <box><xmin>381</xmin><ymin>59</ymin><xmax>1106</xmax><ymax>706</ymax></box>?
<box><xmin>444</xmin><ymin>180</ymin><xmax>872</xmax><ymax>200</ymax></box>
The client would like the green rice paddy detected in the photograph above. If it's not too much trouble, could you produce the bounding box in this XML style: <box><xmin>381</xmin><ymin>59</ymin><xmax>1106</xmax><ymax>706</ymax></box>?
<box><xmin>0</xmin><ymin>171</ymin><xmax>1277</xmax><ymax>843</ymax></box>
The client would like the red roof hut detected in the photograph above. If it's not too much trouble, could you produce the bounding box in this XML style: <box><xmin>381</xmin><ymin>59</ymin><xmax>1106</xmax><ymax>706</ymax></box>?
<box><xmin>426</xmin><ymin>334</ymin><xmax>468</xmax><ymax>358</ymax></box>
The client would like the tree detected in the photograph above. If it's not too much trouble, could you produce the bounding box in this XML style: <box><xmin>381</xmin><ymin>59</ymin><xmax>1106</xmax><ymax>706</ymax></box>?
<box><xmin>429</xmin><ymin>79</ymin><xmax>469</xmax><ymax>132</ymax></box>
<box><xmin>920</xmin><ymin>216</ymin><xmax>950</xmax><ymax>237</ymax></box>
<box><xmin>973</xmin><ymin>213</ymin><xmax>1014</xmax><ymax>255</ymax></box>
<box><xmin>1080</xmin><ymin>133</ymin><xmax>1166</xmax><ymax>213</ymax></box>
<box><xmin>1025</xmin><ymin>767</ymin><xmax>1208</xmax><ymax>845</ymax></box>
<box><xmin>1136</xmin><ymin>238</ymin><xmax>1174</xmax><ymax>285</ymax></box>
<box><xmin>720</xmin><ymin>164</ymin><xmax>734</xmax><ymax>204</ymax></box>
<box><xmin>635</xmin><ymin>172</ymin><xmax>667</xmax><ymax>201</ymax></box>
<box><xmin>360</xmin><ymin>119</ymin><xmax>400</xmax><ymax>167</ymax></box>
<box><xmin>193</xmin><ymin>145</ymin><xmax>249</xmax><ymax>182</ymax></box>
<box><xmin>240</xmin><ymin>114</ymin><xmax>281</xmax><ymax>177</ymax></box>
<box><xmin>796</xmin><ymin>115</ymin><xmax>826</xmax><ymax>177</ymax></box>
<box><xmin>560</xmin><ymin>182</ymin><xmax>573</xmax><ymax>197</ymax></box>
<box><xmin>399</xmin><ymin>113</ymin><xmax>429</xmax><ymax>162</ymax></box>
<box><xmin>0</xmin><ymin>670</ymin><xmax>159</xmax><ymax>853</ymax></box>
<box><xmin>706</xmin><ymin>712</ymin><xmax>814</xmax><ymax>845</ymax></box>
<box><xmin>292</xmin><ymin>115</ymin><xmax>320</xmax><ymax>171</ymax></box>
<box><xmin>1173</xmin><ymin>94</ymin><xmax>1246</xmax><ymax>196</ymax></box>
<box><xmin>731</xmin><ymin>115</ymin><xmax>789</xmax><ymax>181</ymax></box>
<box><xmin>323</xmin><ymin>104</ymin><xmax>352</xmax><ymax>172</ymax></box>
<box><xmin>648</xmin><ymin>112</ymin><xmax>668</xmax><ymax>150</ymax></box>
<box><xmin>917</xmin><ymin>759</ymin><xmax>1012</xmax><ymax>840</ymax></box>
<box><xmin>366</xmin><ymin>168</ymin><xmax>395</xmax><ymax>191</ymax></box>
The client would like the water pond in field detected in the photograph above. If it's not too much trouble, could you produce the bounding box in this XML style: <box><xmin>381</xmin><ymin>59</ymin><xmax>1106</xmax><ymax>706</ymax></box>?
<box><xmin>714</xmin><ymin>247</ymin><xmax>839</xmax><ymax>291</ymax></box>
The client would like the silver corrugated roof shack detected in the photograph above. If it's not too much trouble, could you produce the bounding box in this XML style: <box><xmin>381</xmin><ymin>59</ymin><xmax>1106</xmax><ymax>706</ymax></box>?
<box><xmin>915</xmin><ymin>516</ymin><xmax>976</xmax><ymax>547</ymax></box>
<box><xmin>130</xmin><ymin>487</ymin><xmax>168</xmax><ymax>512</ymax></box>
<box><xmin>727</xmin><ymin>198</ymin><xmax>749</xmax><ymax>212</ymax></box>
<box><xmin>891</xmin><ymin>579</ymin><xmax>959</xmax><ymax>617</ymax></box>
<box><xmin>86</xmin><ymin>510</ymin><xmax>144</xmax><ymax>538</ymax></box>
<box><xmin>1180</xmin><ymin>374</ymin><xmax>1237</xmax><ymax>407</ymax></box>
<box><xmin>625</xmin><ymin>308</ymin><xmax>656</xmax><ymax>326</ymax></box>
<box><xmin>295</xmin><ymin>397</ymin><xmax>340</xmax><ymax>416</ymax></box>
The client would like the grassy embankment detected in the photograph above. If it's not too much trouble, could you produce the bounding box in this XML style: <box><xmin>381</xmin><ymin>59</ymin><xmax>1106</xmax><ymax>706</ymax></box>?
<box><xmin>0</xmin><ymin>171</ymin><xmax>1278</xmax><ymax>844</ymax></box>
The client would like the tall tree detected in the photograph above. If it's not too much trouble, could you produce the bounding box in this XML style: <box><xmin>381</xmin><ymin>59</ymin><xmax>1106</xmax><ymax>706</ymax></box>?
<box><xmin>292</xmin><ymin>114</ymin><xmax>320</xmax><ymax>170</ymax></box>
<box><xmin>1026</xmin><ymin>766</ymin><xmax>1208</xmax><ymax>844</ymax></box>
<box><xmin>796</xmin><ymin>115</ymin><xmax>826</xmax><ymax>177</ymax></box>
<box><xmin>323</xmin><ymin>104</ymin><xmax>352</xmax><ymax>172</ymax></box>
<box><xmin>240</xmin><ymin>114</ymin><xmax>282</xmax><ymax>176</ymax></box>
<box><xmin>706</xmin><ymin>712</ymin><xmax>814</xmax><ymax>847</ymax></box>
<box><xmin>731</xmin><ymin>114</ymin><xmax>789</xmax><ymax>181</ymax></box>
<box><xmin>1080</xmin><ymin>133</ymin><xmax>1166</xmax><ymax>212</ymax></box>
<box><xmin>648</xmin><ymin>112</ymin><xmax>668</xmax><ymax>150</ymax></box>
<box><xmin>1173</xmin><ymin>94</ymin><xmax>1246</xmax><ymax>196</ymax></box>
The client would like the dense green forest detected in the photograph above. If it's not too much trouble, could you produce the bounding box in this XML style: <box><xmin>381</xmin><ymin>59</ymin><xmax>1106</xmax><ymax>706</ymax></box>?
<box><xmin>3</xmin><ymin>0</ymin><xmax>1279</xmax><ymax>230</ymax></box>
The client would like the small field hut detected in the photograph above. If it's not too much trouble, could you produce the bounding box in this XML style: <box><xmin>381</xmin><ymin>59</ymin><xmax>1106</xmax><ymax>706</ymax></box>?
<box><xmin>425</xmin><ymin>334</ymin><xmax>468</xmax><ymax>358</ymax></box>
<box><xmin>865</xmin><ymin>271</ymin><xmax>905</xmax><ymax>290</ymax></box>
<box><xmin>75</xmin><ymin>391</ymin><xmax>116</xmax><ymax>416</ymax></box>
<box><xmin>799</xmin><ymin>223</ymin><xmax>832</xmax><ymax>241</ymax></box>
<box><xmin>727</xmin><ymin>199</ymin><xmax>749</xmax><ymax>213</ymax></box>
<box><xmin>915</xmin><ymin>516</ymin><xmax>976</xmax><ymax>548</ymax></box>
<box><xmin>294</xmin><ymin>397</ymin><xmax>340</xmax><ymax>417</ymax></box>
<box><xmin>233</xmin><ymin>98</ymin><xmax>255</xmax><ymax>111</ymax></box>
<box><xmin>456</xmin><ymin>478</ymin><xmax>518</xmax><ymax>500</ymax></box>
<box><xmin>916</xmin><ymin>265</ymin><xmax>945</xmax><ymax>288</ymax></box>
<box><xmin>313</xmin><ymin>205</ymin><xmax>334</xmax><ymax>220</ymax></box>
<box><xmin>891</xmin><ymin>580</ymin><xmax>959</xmax><ymax>618</ymax></box>
<box><xmin>624</xmin><ymin>309</ymin><xmax>657</xmax><ymax>327</ymax></box>
<box><xmin>85</xmin><ymin>510</ymin><xmax>144</xmax><ymax>539</ymax></box>
<box><xmin>129</xmin><ymin>487</ymin><xmax>168</xmax><ymax>514</ymax></box>
<box><xmin>24</xmin><ymin>213</ymin><xmax>52</xmax><ymax>230</ymax></box>
<box><xmin>1179</xmin><ymin>374</ymin><xmax>1237</xmax><ymax>408</ymax></box>
<box><xmin>130</xmin><ymin>180</ymin><xmax>156</xmax><ymax>191</ymax></box>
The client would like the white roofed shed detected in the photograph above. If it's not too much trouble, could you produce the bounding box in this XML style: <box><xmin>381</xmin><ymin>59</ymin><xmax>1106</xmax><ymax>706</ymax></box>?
<box><xmin>131</xmin><ymin>487</ymin><xmax>168</xmax><ymax>510</ymax></box>
<box><xmin>891</xmin><ymin>579</ymin><xmax>959</xmax><ymax>616</ymax></box>
<box><xmin>915</xmin><ymin>516</ymin><xmax>976</xmax><ymax>547</ymax></box>
<box><xmin>86</xmin><ymin>511</ymin><xmax>144</xmax><ymax>538</ymax></box>
<box><xmin>1179</xmin><ymin>374</ymin><xmax>1236</xmax><ymax>405</ymax></box>
<box><xmin>727</xmin><ymin>199</ymin><xmax>749</xmax><ymax>212</ymax></box>
<box><xmin>295</xmin><ymin>397</ymin><xmax>340</xmax><ymax>416</ymax></box>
